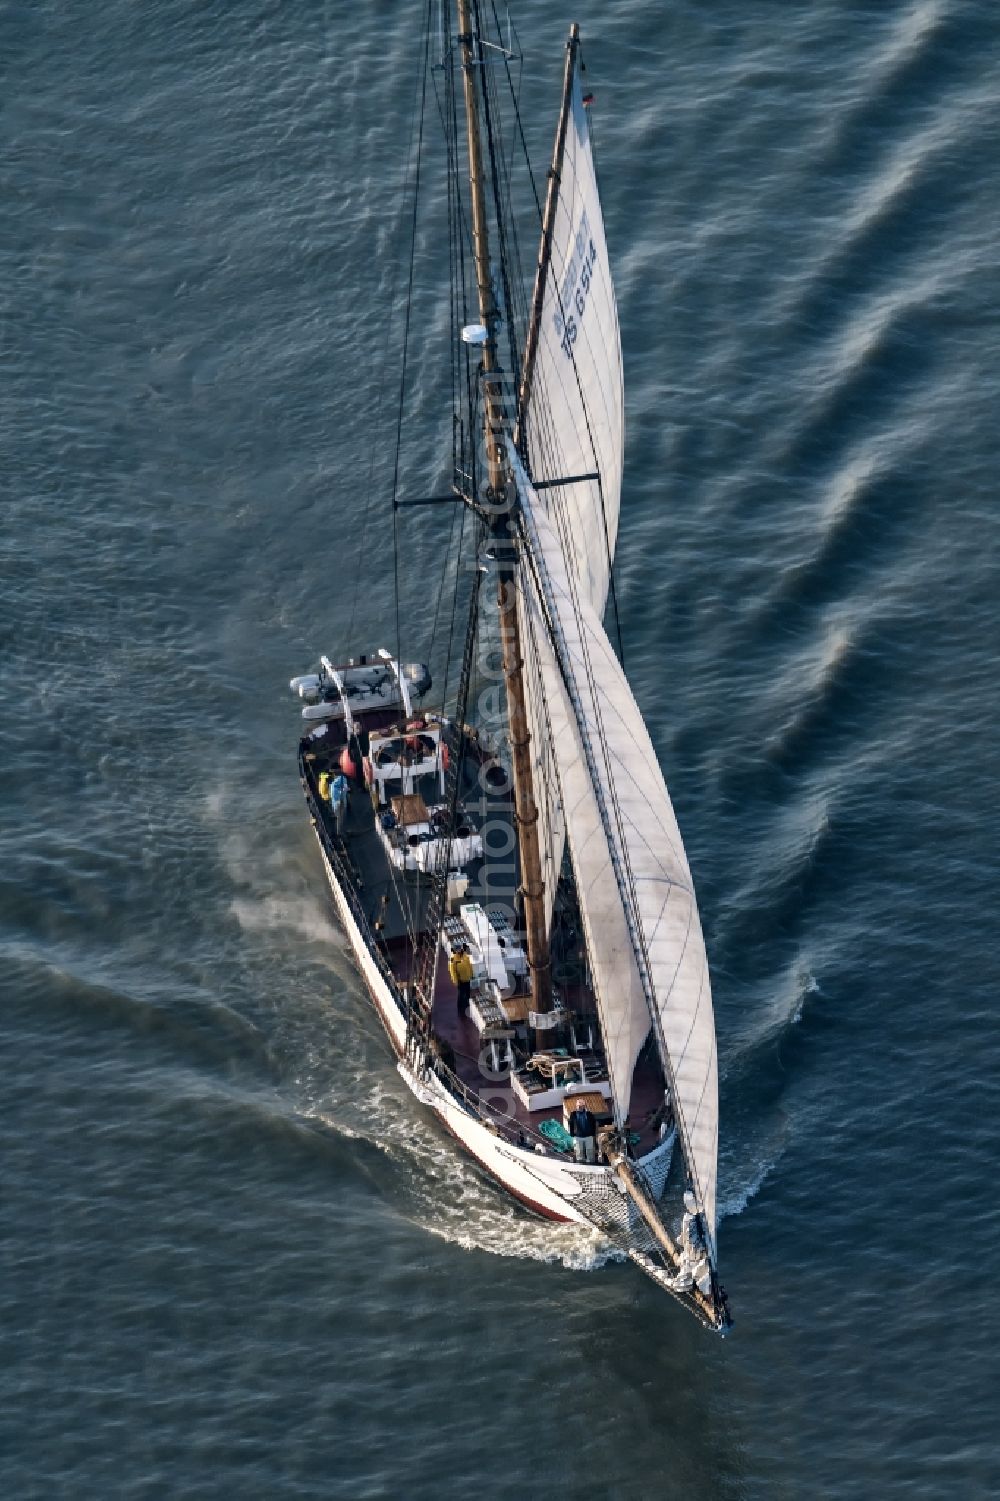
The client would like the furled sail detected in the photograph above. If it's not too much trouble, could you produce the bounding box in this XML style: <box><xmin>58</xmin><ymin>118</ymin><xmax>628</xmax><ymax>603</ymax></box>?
<box><xmin>519</xmin><ymin>55</ymin><xmax>624</xmax><ymax>932</ymax></box>
<box><xmin>511</xmin><ymin>446</ymin><xmax>719</xmax><ymax>1254</ymax></box>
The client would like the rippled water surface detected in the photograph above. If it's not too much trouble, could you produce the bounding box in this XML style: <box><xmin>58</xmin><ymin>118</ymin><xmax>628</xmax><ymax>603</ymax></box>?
<box><xmin>4</xmin><ymin>2</ymin><xmax>1000</xmax><ymax>1497</ymax></box>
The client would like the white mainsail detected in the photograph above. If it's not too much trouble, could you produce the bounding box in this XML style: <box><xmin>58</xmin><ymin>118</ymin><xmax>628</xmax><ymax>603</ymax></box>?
<box><xmin>519</xmin><ymin>58</ymin><xmax>624</xmax><ymax>932</ymax></box>
<box><xmin>524</xmin><ymin>66</ymin><xmax>624</xmax><ymax>614</ymax></box>
<box><xmin>511</xmin><ymin>447</ymin><xmax>719</xmax><ymax>1255</ymax></box>
<box><xmin>512</xmin><ymin>43</ymin><xmax>719</xmax><ymax>1253</ymax></box>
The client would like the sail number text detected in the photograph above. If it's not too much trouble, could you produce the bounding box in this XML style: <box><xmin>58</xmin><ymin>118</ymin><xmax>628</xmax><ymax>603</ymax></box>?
<box><xmin>553</xmin><ymin>211</ymin><xmax>598</xmax><ymax>359</ymax></box>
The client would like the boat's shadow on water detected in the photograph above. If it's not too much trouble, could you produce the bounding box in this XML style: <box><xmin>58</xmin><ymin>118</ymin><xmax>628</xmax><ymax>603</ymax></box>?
<box><xmin>466</xmin><ymin>1247</ymin><xmax>752</xmax><ymax>1499</ymax></box>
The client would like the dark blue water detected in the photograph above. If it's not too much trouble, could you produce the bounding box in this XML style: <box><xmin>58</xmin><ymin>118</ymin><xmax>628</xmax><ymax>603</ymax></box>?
<box><xmin>4</xmin><ymin>2</ymin><xmax>1000</xmax><ymax>1496</ymax></box>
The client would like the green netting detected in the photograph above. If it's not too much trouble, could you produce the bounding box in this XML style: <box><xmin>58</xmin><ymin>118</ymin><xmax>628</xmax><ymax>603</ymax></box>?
<box><xmin>538</xmin><ymin>1119</ymin><xmax>574</xmax><ymax>1153</ymax></box>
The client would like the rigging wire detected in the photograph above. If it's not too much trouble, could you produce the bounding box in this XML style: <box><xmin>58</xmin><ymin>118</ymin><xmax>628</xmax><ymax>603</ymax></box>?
<box><xmin>404</xmin><ymin>7</ymin><xmax>709</xmax><ymax>1233</ymax></box>
<box><xmin>515</xmin><ymin>107</ymin><xmax>697</xmax><ymax>1160</ymax></box>
<box><xmin>501</xmin><ymin>27</ymin><xmax>625</xmax><ymax>667</ymax></box>
<box><xmin>419</xmin><ymin>47</ymin><xmax>457</xmax><ymax>689</ymax></box>
<box><xmin>307</xmin><ymin>7</ymin><xmax>721</xmax><ymax>1319</ymax></box>
<box><xmin>369</xmin><ymin>1</ymin><xmax>437</xmax><ymax>962</ymax></box>
<box><xmin>389</xmin><ymin>4</ymin><xmax>434</xmax><ymax>673</ymax></box>
<box><xmin>485</xmin><ymin>28</ymin><xmax>632</xmax><ymax>1008</ymax></box>
<box><xmin>425</xmin><ymin>497</ymin><xmax>462</xmax><ymax>663</ymax></box>
<box><xmin>348</xmin><ymin>25</ymin><xmax>435</xmax><ymax>643</ymax></box>
<box><xmin>526</xmin><ymin>220</ymin><xmax>625</xmax><ymax>663</ymax></box>
<box><xmin>520</xmin><ymin>471</ymin><xmax>713</xmax><ymax>1234</ymax></box>
<box><xmin>425</xmin><ymin>12</ymin><xmax>479</xmax><ymax>692</ymax></box>
<box><xmin>495</xmin><ymin>3</ymin><xmax>544</xmax><ymax>225</ymax></box>
<box><xmin>578</xmin><ymin>54</ymin><xmax>626</xmax><ymax>668</ymax></box>
<box><xmin>406</xmin><ymin>9</ymin><xmax>489</xmax><ymax>1006</ymax></box>
<box><xmin>473</xmin><ymin>0</ymin><xmax>522</xmax><ymax>407</ymax></box>
<box><xmin>479</xmin><ymin>18</ymin><xmax>636</xmax><ymax>952</ymax></box>
<box><xmin>474</xmin><ymin>24</ymin><xmax>710</xmax><ymax>1224</ymax></box>
<box><xmin>441</xmin><ymin>495</ymin><xmax>470</xmax><ymax>712</ymax></box>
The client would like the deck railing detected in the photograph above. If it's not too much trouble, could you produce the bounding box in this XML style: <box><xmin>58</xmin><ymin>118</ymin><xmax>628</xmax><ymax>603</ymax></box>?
<box><xmin>300</xmin><ymin>752</ymin><xmax>567</xmax><ymax>1158</ymax></box>
<box><xmin>299</xmin><ymin>758</ymin><xmax>402</xmax><ymax>1003</ymax></box>
<box><xmin>300</xmin><ymin>750</ymin><xmax>552</xmax><ymax>1146</ymax></box>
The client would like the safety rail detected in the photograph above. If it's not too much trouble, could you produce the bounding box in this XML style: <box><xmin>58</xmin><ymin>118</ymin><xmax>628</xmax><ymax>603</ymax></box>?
<box><xmin>301</xmin><ymin>750</ymin><xmax>578</xmax><ymax>1161</ymax></box>
<box><xmin>424</xmin><ymin>1052</ymin><xmax>555</xmax><ymax>1151</ymax></box>
<box><xmin>300</xmin><ymin>754</ymin><xmax>547</xmax><ymax>1146</ymax></box>
<box><xmin>406</xmin><ymin>572</ymin><xmax>483</xmax><ymax>1063</ymax></box>
<box><xmin>299</xmin><ymin>758</ymin><xmax>402</xmax><ymax>1004</ymax></box>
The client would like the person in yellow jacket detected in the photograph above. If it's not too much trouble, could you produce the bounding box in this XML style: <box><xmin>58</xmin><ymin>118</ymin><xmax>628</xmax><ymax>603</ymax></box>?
<box><xmin>448</xmin><ymin>944</ymin><xmax>474</xmax><ymax>1019</ymax></box>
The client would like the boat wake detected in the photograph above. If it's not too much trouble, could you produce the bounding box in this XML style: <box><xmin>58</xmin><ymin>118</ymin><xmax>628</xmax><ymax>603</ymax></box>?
<box><xmin>210</xmin><ymin>786</ymin><xmax>344</xmax><ymax>951</ymax></box>
<box><xmin>717</xmin><ymin>1147</ymin><xmax>782</xmax><ymax>1223</ymax></box>
<box><xmin>230</xmin><ymin>891</ymin><xmax>343</xmax><ymax>949</ymax></box>
<box><xmin>305</xmin><ymin>1079</ymin><xmax>622</xmax><ymax>1273</ymax></box>
<box><xmin>710</xmin><ymin>963</ymin><xmax>817</xmax><ymax>1226</ymax></box>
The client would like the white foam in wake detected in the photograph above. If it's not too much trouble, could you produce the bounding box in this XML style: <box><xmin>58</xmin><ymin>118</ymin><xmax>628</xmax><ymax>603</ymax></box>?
<box><xmin>791</xmin><ymin>969</ymin><xmax>821</xmax><ymax>1025</ymax></box>
<box><xmin>230</xmin><ymin>892</ymin><xmax>341</xmax><ymax>948</ymax></box>
<box><xmin>306</xmin><ymin>1079</ymin><xmax>622</xmax><ymax>1272</ymax></box>
<box><xmin>718</xmin><ymin>1149</ymin><xmax>780</xmax><ymax>1221</ymax></box>
<box><xmin>204</xmin><ymin>778</ymin><xmax>351</xmax><ymax>954</ymax></box>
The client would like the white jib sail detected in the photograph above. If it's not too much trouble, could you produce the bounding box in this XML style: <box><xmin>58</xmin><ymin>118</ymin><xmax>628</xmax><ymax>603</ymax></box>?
<box><xmin>512</xmin><ymin>447</ymin><xmax>719</xmax><ymax>1255</ymax></box>
<box><xmin>521</xmin><ymin>59</ymin><xmax>624</xmax><ymax>930</ymax></box>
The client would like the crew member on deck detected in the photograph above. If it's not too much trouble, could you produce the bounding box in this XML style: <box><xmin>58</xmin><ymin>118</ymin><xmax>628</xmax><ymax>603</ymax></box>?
<box><xmin>448</xmin><ymin>944</ymin><xmax>474</xmax><ymax>1019</ymax></box>
<box><xmin>330</xmin><ymin>772</ymin><xmax>349</xmax><ymax>835</ymax></box>
<box><xmin>568</xmin><ymin>1098</ymin><xmax>597</xmax><ymax>1164</ymax></box>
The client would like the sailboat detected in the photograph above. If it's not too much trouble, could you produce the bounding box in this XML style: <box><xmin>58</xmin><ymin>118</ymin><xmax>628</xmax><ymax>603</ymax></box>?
<box><xmin>292</xmin><ymin>5</ymin><xmax>730</xmax><ymax>1331</ymax></box>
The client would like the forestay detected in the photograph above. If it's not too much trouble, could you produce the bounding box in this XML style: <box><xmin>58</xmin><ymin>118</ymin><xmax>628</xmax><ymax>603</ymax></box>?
<box><xmin>511</xmin><ymin>447</ymin><xmax>719</xmax><ymax>1254</ymax></box>
<box><xmin>520</xmin><ymin>57</ymin><xmax>624</xmax><ymax>932</ymax></box>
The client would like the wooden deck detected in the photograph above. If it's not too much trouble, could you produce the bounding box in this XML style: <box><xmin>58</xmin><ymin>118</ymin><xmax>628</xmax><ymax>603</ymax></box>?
<box><xmin>302</xmin><ymin>707</ymin><xmax>670</xmax><ymax>1162</ymax></box>
<box><xmin>427</xmin><ymin>953</ymin><xmax>668</xmax><ymax>1158</ymax></box>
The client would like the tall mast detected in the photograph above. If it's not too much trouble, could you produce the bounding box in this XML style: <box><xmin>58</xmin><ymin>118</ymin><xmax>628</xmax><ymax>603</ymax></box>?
<box><xmin>456</xmin><ymin>0</ymin><xmax>504</xmax><ymax>495</ymax></box>
<box><xmin>456</xmin><ymin>0</ymin><xmax>552</xmax><ymax>1018</ymax></box>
